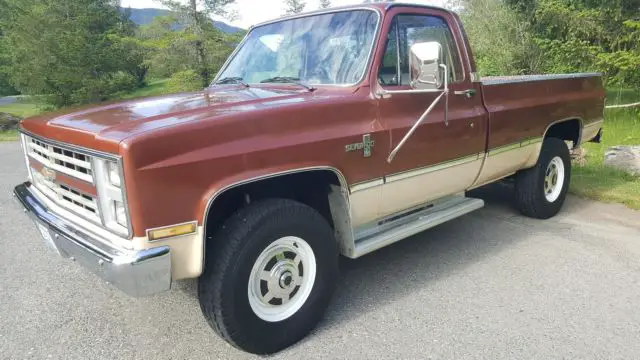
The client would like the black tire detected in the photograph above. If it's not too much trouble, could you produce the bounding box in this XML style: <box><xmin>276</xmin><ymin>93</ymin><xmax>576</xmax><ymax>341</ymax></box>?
<box><xmin>514</xmin><ymin>137</ymin><xmax>571</xmax><ymax>219</ymax></box>
<box><xmin>198</xmin><ymin>199</ymin><xmax>339</xmax><ymax>354</ymax></box>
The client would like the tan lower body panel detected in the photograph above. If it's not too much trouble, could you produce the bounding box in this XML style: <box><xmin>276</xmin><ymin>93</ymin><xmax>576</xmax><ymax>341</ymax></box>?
<box><xmin>349</xmin><ymin>182</ymin><xmax>383</xmax><ymax>228</ymax></box>
<box><xmin>349</xmin><ymin>155</ymin><xmax>482</xmax><ymax>227</ymax></box>
<box><xmin>471</xmin><ymin>140</ymin><xmax>542</xmax><ymax>188</ymax></box>
<box><xmin>133</xmin><ymin>227</ymin><xmax>204</xmax><ymax>280</ymax></box>
<box><xmin>581</xmin><ymin>121</ymin><xmax>603</xmax><ymax>145</ymax></box>
<box><xmin>379</xmin><ymin>158</ymin><xmax>482</xmax><ymax>219</ymax></box>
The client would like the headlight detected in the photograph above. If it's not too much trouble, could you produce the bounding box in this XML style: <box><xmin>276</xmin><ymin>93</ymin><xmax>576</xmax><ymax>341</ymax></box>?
<box><xmin>107</xmin><ymin>161</ymin><xmax>121</xmax><ymax>187</ymax></box>
<box><xmin>93</xmin><ymin>158</ymin><xmax>130</xmax><ymax>237</ymax></box>
<box><xmin>114</xmin><ymin>200</ymin><xmax>127</xmax><ymax>227</ymax></box>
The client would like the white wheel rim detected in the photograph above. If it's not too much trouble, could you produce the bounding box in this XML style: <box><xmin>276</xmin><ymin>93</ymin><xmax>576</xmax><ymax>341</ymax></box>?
<box><xmin>248</xmin><ymin>236</ymin><xmax>316</xmax><ymax>322</ymax></box>
<box><xmin>544</xmin><ymin>156</ymin><xmax>565</xmax><ymax>202</ymax></box>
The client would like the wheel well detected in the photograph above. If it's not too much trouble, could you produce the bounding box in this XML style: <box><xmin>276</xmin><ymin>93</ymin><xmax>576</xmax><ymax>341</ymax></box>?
<box><xmin>204</xmin><ymin>170</ymin><xmax>343</xmax><ymax>246</ymax></box>
<box><xmin>545</xmin><ymin>119</ymin><xmax>581</xmax><ymax>148</ymax></box>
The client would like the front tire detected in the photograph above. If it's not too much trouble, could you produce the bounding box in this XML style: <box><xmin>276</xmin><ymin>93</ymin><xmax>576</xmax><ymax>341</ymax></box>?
<box><xmin>515</xmin><ymin>137</ymin><xmax>571</xmax><ymax>219</ymax></box>
<box><xmin>198</xmin><ymin>199</ymin><xmax>338</xmax><ymax>354</ymax></box>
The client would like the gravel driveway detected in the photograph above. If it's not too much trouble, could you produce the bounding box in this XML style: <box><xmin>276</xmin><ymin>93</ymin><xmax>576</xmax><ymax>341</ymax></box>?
<box><xmin>1</xmin><ymin>140</ymin><xmax>640</xmax><ymax>359</ymax></box>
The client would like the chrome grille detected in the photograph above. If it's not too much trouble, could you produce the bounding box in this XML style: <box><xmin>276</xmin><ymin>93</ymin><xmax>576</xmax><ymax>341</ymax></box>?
<box><xmin>25</xmin><ymin>136</ymin><xmax>94</xmax><ymax>183</ymax></box>
<box><xmin>30</xmin><ymin>166</ymin><xmax>100</xmax><ymax>222</ymax></box>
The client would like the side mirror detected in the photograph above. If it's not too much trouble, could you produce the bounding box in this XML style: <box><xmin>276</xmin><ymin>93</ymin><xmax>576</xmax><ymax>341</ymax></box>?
<box><xmin>409</xmin><ymin>42</ymin><xmax>444</xmax><ymax>90</ymax></box>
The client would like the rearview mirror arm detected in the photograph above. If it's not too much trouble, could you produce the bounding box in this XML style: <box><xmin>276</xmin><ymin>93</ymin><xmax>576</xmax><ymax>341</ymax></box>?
<box><xmin>386</xmin><ymin>64</ymin><xmax>450</xmax><ymax>163</ymax></box>
<box><xmin>387</xmin><ymin>90</ymin><xmax>447</xmax><ymax>163</ymax></box>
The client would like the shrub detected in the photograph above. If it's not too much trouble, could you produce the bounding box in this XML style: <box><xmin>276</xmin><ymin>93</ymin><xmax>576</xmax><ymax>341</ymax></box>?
<box><xmin>166</xmin><ymin>70</ymin><xmax>203</xmax><ymax>93</ymax></box>
<box><xmin>58</xmin><ymin>72</ymin><xmax>138</xmax><ymax>105</ymax></box>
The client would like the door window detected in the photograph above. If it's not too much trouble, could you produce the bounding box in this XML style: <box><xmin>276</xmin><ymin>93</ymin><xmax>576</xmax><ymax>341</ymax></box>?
<box><xmin>378</xmin><ymin>14</ymin><xmax>463</xmax><ymax>86</ymax></box>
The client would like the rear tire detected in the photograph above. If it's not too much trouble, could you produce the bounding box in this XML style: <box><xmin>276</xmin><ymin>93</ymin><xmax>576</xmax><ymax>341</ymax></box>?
<box><xmin>198</xmin><ymin>199</ymin><xmax>338</xmax><ymax>354</ymax></box>
<box><xmin>515</xmin><ymin>137</ymin><xmax>571</xmax><ymax>219</ymax></box>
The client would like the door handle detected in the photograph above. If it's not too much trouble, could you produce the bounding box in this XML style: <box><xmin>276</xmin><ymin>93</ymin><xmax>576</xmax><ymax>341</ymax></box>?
<box><xmin>454</xmin><ymin>89</ymin><xmax>477</xmax><ymax>98</ymax></box>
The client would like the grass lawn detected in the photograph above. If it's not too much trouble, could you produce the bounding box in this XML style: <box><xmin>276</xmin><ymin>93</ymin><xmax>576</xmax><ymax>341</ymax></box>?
<box><xmin>606</xmin><ymin>88</ymin><xmax>640</xmax><ymax>106</ymax></box>
<box><xmin>0</xmin><ymin>129</ymin><xmax>18</xmax><ymax>141</ymax></box>
<box><xmin>111</xmin><ymin>78</ymin><xmax>172</xmax><ymax>100</ymax></box>
<box><xmin>570</xmin><ymin>107</ymin><xmax>640</xmax><ymax>210</ymax></box>
<box><xmin>0</xmin><ymin>101</ymin><xmax>46</xmax><ymax>118</ymax></box>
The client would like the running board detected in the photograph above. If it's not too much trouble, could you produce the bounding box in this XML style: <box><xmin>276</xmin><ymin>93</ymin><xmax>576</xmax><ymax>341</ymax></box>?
<box><xmin>350</xmin><ymin>196</ymin><xmax>485</xmax><ymax>258</ymax></box>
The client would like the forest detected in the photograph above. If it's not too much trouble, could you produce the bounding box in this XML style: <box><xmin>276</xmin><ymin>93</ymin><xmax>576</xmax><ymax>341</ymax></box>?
<box><xmin>0</xmin><ymin>0</ymin><xmax>638</xmax><ymax>106</ymax></box>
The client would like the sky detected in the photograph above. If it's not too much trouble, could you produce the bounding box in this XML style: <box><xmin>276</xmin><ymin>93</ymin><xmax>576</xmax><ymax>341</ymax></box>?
<box><xmin>120</xmin><ymin>0</ymin><xmax>448</xmax><ymax>28</ymax></box>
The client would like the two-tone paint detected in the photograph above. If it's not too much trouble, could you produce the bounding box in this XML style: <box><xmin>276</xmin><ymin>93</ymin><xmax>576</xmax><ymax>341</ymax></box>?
<box><xmin>18</xmin><ymin>3</ymin><xmax>605</xmax><ymax>279</ymax></box>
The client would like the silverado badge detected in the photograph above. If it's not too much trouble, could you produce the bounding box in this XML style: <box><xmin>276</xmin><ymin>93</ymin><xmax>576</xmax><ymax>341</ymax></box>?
<box><xmin>41</xmin><ymin>167</ymin><xmax>56</xmax><ymax>182</ymax></box>
<box><xmin>345</xmin><ymin>134</ymin><xmax>375</xmax><ymax>158</ymax></box>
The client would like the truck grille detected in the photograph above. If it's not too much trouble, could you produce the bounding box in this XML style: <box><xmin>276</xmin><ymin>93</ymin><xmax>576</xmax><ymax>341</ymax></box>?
<box><xmin>25</xmin><ymin>136</ymin><xmax>94</xmax><ymax>183</ymax></box>
<box><xmin>30</xmin><ymin>165</ymin><xmax>101</xmax><ymax>222</ymax></box>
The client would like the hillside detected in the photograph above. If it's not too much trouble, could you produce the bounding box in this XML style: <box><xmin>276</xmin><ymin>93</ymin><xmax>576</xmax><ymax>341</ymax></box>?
<box><xmin>122</xmin><ymin>7</ymin><xmax>244</xmax><ymax>33</ymax></box>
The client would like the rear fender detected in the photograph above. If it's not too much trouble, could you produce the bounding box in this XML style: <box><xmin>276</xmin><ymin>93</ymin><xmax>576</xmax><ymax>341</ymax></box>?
<box><xmin>525</xmin><ymin>117</ymin><xmax>584</xmax><ymax>168</ymax></box>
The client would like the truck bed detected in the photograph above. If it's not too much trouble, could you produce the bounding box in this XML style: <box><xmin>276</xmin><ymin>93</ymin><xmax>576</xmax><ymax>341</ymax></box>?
<box><xmin>480</xmin><ymin>72</ymin><xmax>605</xmax><ymax>150</ymax></box>
<box><xmin>481</xmin><ymin>73</ymin><xmax>602</xmax><ymax>85</ymax></box>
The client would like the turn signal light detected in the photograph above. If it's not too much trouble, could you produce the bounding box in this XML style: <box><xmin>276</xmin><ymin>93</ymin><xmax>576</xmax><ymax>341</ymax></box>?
<box><xmin>148</xmin><ymin>222</ymin><xmax>197</xmax><ymax>241</ymax></box>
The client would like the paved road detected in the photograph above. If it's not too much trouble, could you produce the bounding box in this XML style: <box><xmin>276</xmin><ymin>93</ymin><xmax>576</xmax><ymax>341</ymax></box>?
<box><xmin>0</xmin><ymin>96</ymin><xmax>18</xmax><ymax>106</ymax></box>
<box><xmin>2</xmin><ymin>140</ymin><xmax>640</xmax><ymax>359</ymax></box>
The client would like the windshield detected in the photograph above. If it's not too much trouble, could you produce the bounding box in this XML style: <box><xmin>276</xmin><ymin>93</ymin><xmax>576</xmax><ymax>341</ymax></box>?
<box><xmin>215</xmin><ymin>10</ymin><xmax>379</xmax><ymax>86</ymax></box>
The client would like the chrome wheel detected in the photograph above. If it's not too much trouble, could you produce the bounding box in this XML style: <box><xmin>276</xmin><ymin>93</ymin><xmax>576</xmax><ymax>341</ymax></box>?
<box><xmin>248</xmin><ymin>236</ymin><xmax>316</xmax><ymax>322</ymax></box>
<box><xmin>544</xmin><ymin>156</ymin><xmax>565</xmax><ymax>202</ymax></box>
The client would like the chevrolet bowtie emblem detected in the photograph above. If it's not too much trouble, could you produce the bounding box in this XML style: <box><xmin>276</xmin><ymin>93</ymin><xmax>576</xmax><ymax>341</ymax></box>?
<box><xmin>345</xmin><ymin>134</ymin><xmax>375</xmax><ymax>158</ymax></box>
<box><xmin>41</xmin><ymin>167</ymin><xmax>56</xmax><ymax>182</ymax></box>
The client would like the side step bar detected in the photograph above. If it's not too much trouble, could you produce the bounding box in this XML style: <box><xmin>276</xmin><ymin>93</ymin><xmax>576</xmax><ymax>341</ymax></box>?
<box><xmin>350</xmin><ymin>196</ymin><xmax>485</xmax><ymax>258</ymax></box>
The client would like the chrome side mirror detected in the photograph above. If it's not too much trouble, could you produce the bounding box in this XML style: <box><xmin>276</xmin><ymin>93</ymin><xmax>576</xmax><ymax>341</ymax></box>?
<box><xmin>409</xmin><ymin>42</ymin><xmax>443</xmax><ymax>90</ymax></box>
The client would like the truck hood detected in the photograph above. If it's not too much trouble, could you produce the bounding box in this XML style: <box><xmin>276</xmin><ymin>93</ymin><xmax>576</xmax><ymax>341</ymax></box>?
<box><xmin>20</xmin><ymin>86</ymin><xmax>311</xmax><ymax>154</ymax></box>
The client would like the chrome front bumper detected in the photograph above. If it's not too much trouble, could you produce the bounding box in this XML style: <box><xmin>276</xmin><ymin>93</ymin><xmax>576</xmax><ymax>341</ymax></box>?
<box><xmin>14</xmin><ymin>182</ymin><xmax>171</xmax><ymax>297</ymax></box>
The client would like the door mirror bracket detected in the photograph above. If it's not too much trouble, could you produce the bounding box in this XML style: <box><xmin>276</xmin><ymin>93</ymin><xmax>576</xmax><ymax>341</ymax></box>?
<box><xmin>379</xmin><ymin>41</ymin><xmax>450</xmax><ymax>163</ymax></box>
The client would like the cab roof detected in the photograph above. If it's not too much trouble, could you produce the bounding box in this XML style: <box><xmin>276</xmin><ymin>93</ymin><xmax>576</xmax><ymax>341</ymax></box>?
<box><xmin>252</xmin><ymin>2</ymin><xmax>453</xmax><ymax>29</ymax></box>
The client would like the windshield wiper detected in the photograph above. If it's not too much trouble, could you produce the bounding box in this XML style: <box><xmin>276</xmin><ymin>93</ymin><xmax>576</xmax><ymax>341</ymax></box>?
<box><xmin>214</xmin><ymin>77</ymin><xmax>249</xmax><ymax>87</ymax></box>
<box><xmin>259</xmin><ymin>76</ymin><xmax>315</xmax><ymax>91</ymax></box>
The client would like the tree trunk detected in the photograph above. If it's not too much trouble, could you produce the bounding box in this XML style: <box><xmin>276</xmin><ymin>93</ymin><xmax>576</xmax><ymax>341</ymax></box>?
<box><xmin>190</xmin><ymin>0</ymin><xmax>209</xmax><ymax>88</ymax></box>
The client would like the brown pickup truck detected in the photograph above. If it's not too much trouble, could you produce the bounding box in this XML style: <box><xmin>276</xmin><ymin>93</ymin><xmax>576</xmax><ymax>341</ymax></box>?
<box><xmin>14</xmin><ymin>2</ymin><xmax>604</xmax><ymax>354</ymax></box>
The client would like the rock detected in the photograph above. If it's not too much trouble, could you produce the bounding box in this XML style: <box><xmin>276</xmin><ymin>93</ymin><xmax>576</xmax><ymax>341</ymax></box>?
<box><xmin>604</xmin><ymin>146</ymin><xmax>640</xmax><ymax>176</ymax></box>
<box><xmin>0</xmin><ymin>112</ymin><xmax>22</xmax><ymax>131</ymax></box>
<box><xmin>571</xmin><ymin>147</ymin><xmax>588</xmax><ymax>166</ymax></box>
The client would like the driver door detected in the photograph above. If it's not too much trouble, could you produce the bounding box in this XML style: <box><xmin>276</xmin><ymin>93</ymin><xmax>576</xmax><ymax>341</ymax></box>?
<box><xmin>375</xmin><ymin>8</ymin><xmax>488</xmax><ymax>218</ymax></box>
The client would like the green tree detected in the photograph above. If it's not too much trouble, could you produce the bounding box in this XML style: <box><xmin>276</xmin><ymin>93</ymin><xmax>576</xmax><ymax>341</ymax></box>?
<box><xmin>159</xmin><ymin>0</ymin><xmax>236</xmax><ymax>87</ymax></box>
<box><xmin>458</xmin><ymin>0</ymin><xmax>640</xmax><ymax>87</ymax></box>
<box><xmin>459</xmin><ymin>0</ymin><xmax>541</xmax><ymax>76</ymax></box>
<box><xmin>137</xmin><ymin>15</ymin><xmax>193</xmax><ymax>79</ymax></box>
<box><xmin>114</xmin><ymin>36</ymin><xmax>151</xmax><ymax>88</ymax></box>
<box><xmin>319</xmin><ymin>0</ymin><xmax>332</xmax><ymax>9</ymax></box>
<box><xmin>0</xmin><ymin>0</ymin><xmax>144</xmax><ymax>106</ymax></box>
<box><xmin>0</xmin><ymin>28</ymin><xmax>18</xmax><ymax>96</ymax></box>
<box><xmin>506</xmin><ymin>0</ymin><xmax>640</xmax><ymax>85</ymax></box>
<box><xmin>138</xmin><ymin>12</ymin><xmax>241</xmax><ymax>85</ymax></box>
<box><xmin>284</xmin><ymin>0</ymin><xmax>306</xmax><ymax>14</ymax></box>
